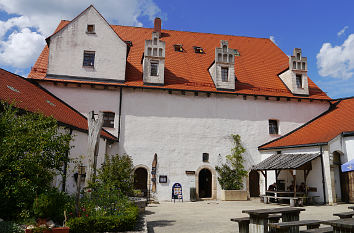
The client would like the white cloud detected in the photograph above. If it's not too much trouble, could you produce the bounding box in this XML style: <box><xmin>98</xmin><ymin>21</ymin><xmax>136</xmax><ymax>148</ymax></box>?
<box><xmin>337</xmin><ymin>26</ymin><xmax>349</xmax><ymax>37</ymax></box>
<box><xmin>0</xmin><ymin>28</ymin><xmax>45</xmax><ymax>68</ymax></box>
<box><xmin>0</xmin><ymin>0</ymin><xmax>161</xmax><ymax>70</ymax></box>
<box><xmin>317</xmin><ymin>34</ymin><xmax>354</xmax><ymax>79</ymax></box>
<box><xmin>269</xmin><ymin>36</ymin><xmax>277</xmax><ymax>45</ymax></box>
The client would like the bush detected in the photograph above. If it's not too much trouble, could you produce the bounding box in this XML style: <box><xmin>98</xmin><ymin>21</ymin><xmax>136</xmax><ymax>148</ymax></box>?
<box><xmin>33</xmin><ymin>189</ymin><xmax>69</xmax><ymax>223</ymax></box>
<box><xmin>0</xmin><ymin>221</ymin><xmax>23</xmax><ymax>233</ymax></box>
<box><xmin>216</xmin><ymin>134</ymin><xmax>248</xmax><ymax>190</ymax></box>
<box><xmin>0</xmin><ymin>103</ymin><xmax>72</xmax><ymax>220</ymax></box>
<box><xmin>97</xmin><ymin>154</ymin><xmax>134</xmax><ymax>196</ymax></box>
<box><xmin>66</xmin><ymin>205</ymin><xmax>139</xmax><ymax>233</ymax></box>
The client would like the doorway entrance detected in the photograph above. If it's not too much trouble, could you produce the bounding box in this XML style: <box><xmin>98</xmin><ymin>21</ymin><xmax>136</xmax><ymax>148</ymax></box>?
<box><xmin>249</xmin><ymin>170</ymin><xmax>260</xmax><ymax>197</ymax></box>
<box><xmin>134</xmin><ymin>167</ymin><xmax>148</xmax><ymax>197</ymax></box>
<box><xmin>199</xmin><ymin>168</ymin><xmax>212</xmax><ymax>198</ymax></box>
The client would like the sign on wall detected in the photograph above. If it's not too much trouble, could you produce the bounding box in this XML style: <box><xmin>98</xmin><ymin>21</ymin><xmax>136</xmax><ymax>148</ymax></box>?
<box><xmin>171</xmin><ymin>183</ymin><xmax>183</xmax><ymax>202</ymax></box>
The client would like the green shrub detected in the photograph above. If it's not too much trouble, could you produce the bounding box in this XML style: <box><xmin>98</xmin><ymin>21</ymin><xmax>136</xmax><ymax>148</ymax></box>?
<box><xmin>66</xmin><ymin>205</ymin><xmax>139</xmax><ymax>233</ymax></box>
<box><xmin>33</xmin><ymin>188</ymin><xmax>69</xmax><ymax>223</ymax></box>
<box><xmin>0</xmin><ymin>103</ymin><xmax>72</xmax><ymax>220</ymax></box>
<box><xmin>0</xmin><ymin>221</ymin><xmax>23</xmax><ymax>233</ymax></box>
<box><xmin>216</xmin><ymin>134</ymin><xmax>248</xmax><ymax>190</ymax></box>
<box><xmin>97</xmin><ymin>154</ymin><xmax>134</xmax><ymax>196</ymax></box>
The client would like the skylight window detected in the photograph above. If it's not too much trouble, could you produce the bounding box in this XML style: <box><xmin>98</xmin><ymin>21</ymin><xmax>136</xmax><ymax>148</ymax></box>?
<box><xmin>234</xmin><ymin>49</ymin><xmax>240</xmax><ymax>56</ymax></box>
<box><xmin>174</xmin><ymin>44</ymin><xmax>184</xmax><ymax>52</ymax></box>
<box><xmin>193</xmin><ymin>46</ymin><xmax>204</xmax><ymax>54</ymax></box>
<box><xmin>7</xmin><ymin>85</ymin><xmax>20</xmax><ymax>93</ymax></box>
<box><xmin>125</xmin><ymin>41</ymin><xmax>133</xmax><ymax>47</ymax></box>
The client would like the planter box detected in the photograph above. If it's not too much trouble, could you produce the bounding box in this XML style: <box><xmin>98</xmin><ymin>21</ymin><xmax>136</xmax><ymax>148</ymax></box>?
<box><xmin>26</xmin><ymin>227</ymin><xmax>70</xmax><ymax>233</ymax></box>
<box><xmin>221</xmin><ymin>190</ymin><xmax>248</xmax><ymax>201</ymax></box>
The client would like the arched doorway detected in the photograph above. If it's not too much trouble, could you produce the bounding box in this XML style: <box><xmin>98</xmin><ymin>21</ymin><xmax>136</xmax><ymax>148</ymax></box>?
<box><xmin>199</xmin><ymin>168</ymin><xmax>212</xmax><ymax>198</ymax></box>
<box><xmin>249</xmin><ymin>170</ymin><xmax>260</xmax><ymax>197</ymax></box>
<box><xmin>134</xmin><ymin>167</ymin><xmax>148</xmax><ymax>197</ymax></box>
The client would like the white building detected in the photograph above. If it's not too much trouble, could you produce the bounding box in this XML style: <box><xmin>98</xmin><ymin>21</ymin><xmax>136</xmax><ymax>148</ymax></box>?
<box><xmin>259</xmin><ymin>98</ymin><xmax>354</xmax><ymax>205</ymax></box>
<box><xmin>28</xmin><ymin>5</ymin><xmax>333</xmax><ymax>201</ymax></box>
<box><xmin>0</xmin><ymin>68</ymin><xmax>117</xmax><ymax>195</ymax></box>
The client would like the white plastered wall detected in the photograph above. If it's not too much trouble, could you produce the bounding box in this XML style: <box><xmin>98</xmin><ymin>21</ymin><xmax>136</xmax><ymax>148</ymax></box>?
<box><xmin>47</xmin><ymin>6</ymin><xmax>127</xmax><ymax>82</ymax></box>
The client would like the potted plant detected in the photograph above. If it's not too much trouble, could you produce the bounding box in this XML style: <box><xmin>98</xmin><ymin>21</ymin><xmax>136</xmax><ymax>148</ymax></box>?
<box><xmin>27</xmin><ymin>190</ymin><xmax>70</xmax><ymax>233</ymax></box>
<box><xmin>216</xmin><ymin>134</ymin><xmax>248</xmax><ymax>201</ymax></box>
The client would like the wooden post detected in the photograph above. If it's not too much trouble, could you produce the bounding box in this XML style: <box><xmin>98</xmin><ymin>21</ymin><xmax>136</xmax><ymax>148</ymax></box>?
<box><xmin>293</xmin><ymin>170</ymin><xmax>297</xmax><ymax>197</ymax></box>
<box><xmin>86</xmin><ymin>111</ymin><xmax>103</xmax><ymax>187</ymax></box>
<box><xmin>152</xmin><ymin>153</ymin><xmax>157</xmax><ymax>193</ymax></box>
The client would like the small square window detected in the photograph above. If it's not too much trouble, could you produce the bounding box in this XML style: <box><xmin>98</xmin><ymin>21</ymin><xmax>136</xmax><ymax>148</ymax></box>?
<box><xmin>159</xmin><ymin>175</ymin><xmax>167</xmax><ymax>183</ymax></box>
<box><xmin>150</xmin><ymin>61</ymin><xmax>159</xmax><ymax>76</ymax></box>
<box><xmin>83</xmin><ymin>51</ymin><xmax>95</xmax><ymax>67</ymax></box>
<box><xmin>103</xmin><ymin>112</ymin><xmax>115</xmax><ymax>128</ymax></box>
<box><xmin>202</xmin><ymin>153</ymin><xmax>209</xmax><ymax>162</ymax></box>
<box><xmin>87</xmin><ymin>24</ymin><xmax>95</xmax><ymax>33</ymax></box>
<box><xmin>269</xmin><ymin>120</ymin><xmax>279</xmax><ymax>135</ymax></box>
<box><xmin>221</xmin><ymin>67</ymin><xmax>228</xmax><ymax>82</ymax></box>
<box><xmin>296</xmin><ymin>74</ymin><xmax>302</xmax><ymax>88</ymax></box>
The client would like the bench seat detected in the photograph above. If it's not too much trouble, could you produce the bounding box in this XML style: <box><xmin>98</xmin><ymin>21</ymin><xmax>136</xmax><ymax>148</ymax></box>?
<box><xmin>333</xmin><ymin>211</ymin><xmax>354</xmax><ymax>219</ymax></box>
<box><xmin>231</xmin><ymin>215</ymin><xmax>281</xmax><ymax>233</ymax></box>
<box><xmin>300</xmin><ymin>226</ymin><xmax>333</xmax><ymax>233</ymax></box>
<box><xmin>269</xmin><ymin>220</ymin><xmax>322</xmax><ymax>233</ymax></box>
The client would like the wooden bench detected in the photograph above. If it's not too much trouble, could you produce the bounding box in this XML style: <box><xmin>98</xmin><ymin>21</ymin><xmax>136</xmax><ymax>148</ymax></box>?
<box><xmin>300</xmin><ymin>227</ymin><xmax>333</xmax><ymax>233</ymax></box>
<box><xmin>333</xmin><ymin>211</ymin><xmax>354</xmax><ymax>219</ymax></box>
<box><xmin>231</xmin><ymin>215</ymin><xmax>281</xmax><ymax>233</ymax></box>
<box><xmin>269</xmin><ymin>220</ymin><xmax>323</xmax><ymax>233</ymax></box>
<box><xmin>263</xmin><ymin>195</ymin><xmax>319</xmax><ymax>207</ymax></box>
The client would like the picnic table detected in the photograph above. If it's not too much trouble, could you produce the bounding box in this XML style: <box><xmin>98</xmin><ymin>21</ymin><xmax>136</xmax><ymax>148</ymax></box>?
<box><xmin>242</xmin><ymin>207</ymin><xmax>305</xmax><ymax>233</ymax></box>
<box><xmin>323</xmin><ymin>218</ymin><xmax>354</xmax><ymax>232</ymax></box>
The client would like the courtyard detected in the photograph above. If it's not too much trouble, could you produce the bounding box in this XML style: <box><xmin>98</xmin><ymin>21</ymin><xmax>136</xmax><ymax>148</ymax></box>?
<box><xmin>145</xmin><ymin>199</ymin><xmax>353</xmax><ymax>233</ymax></box>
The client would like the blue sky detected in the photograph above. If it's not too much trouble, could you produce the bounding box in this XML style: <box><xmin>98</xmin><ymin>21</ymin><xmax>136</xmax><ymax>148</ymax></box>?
<box><xmin>0</xmin><ymin>0</ymin><xmax>353</xmax><ymax>98</ymax></box>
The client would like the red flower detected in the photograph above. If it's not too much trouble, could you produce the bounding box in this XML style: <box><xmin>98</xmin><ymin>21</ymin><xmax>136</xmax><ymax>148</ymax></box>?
<box><xmin>86</xmin><ymin>214</ymin><xmax>88</xmax><ymax>217</ymax></box>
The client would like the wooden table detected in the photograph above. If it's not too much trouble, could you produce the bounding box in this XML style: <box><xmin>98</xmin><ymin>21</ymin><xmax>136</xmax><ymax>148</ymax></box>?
<box><xmin>242</xmin><ymin>207</ymin><xmax>305</xmax><ymax>233</ymax></box>
<box><xmin>323</xmin><ymin>218</ymin><xmax>354</xmax><ymax>232</ymax></box>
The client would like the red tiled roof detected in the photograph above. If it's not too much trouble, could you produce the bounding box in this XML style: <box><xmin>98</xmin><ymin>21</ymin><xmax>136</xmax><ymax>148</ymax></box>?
<box><xmin>259</xmin><ymin>98</ymin><xmax>354</xmax><ymax>150</ymax></box>
<box><xmin>29</xmin><ymin>20</ymin><xmax>330</xmax><ymax>100</ymax></box>
<box><xmin>0</xmin><ymin>68</ymin><xmax>117</xmax><ymax>141</ymax></box>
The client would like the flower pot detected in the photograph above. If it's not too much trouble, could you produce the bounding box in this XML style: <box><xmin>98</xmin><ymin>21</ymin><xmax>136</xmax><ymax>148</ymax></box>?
<box><xmin>221</xmin><ymin>190</ymin><xmax>248</xmax><ymax>201</ymax></box>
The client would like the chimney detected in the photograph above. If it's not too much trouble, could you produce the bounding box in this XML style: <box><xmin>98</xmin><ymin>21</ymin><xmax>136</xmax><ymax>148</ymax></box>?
<box><xmin>154</xmin><ymin>17</ymin><xmax>161</xmax><ymax>37</ymax></box>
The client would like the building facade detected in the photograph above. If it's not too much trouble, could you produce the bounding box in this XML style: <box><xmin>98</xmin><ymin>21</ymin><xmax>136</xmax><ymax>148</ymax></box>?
<box><xmin>28</xmin><ymin>5</ymin><xmax>332</xmax><ymax>201</ymax></box>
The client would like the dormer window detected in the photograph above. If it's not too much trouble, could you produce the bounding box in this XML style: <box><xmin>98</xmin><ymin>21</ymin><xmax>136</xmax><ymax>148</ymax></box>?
<box><xmin>150</xmin><ymin>61</ymin><xmax>159</xmax><ymax>76</ymax></box>
<box><xmin>174</xmin><ymin>44</ymin><xmax>184</xmax><ymax>52</ymax></box>
<box><xmin>194</xmin><ymin>46</ymin><xmax>204</xmax><ymax>54</ymax></box>
<box><xmin>83</xmin><ymin>51</ymin><xmax>95</xmax><ymax>67</ymax></box>
<box><xmin>87</xmin><ymin>24</ymin><xmax>95</xmax><ymax>34</ymax></box>
<box><xmin>296</xmin><ymin>74</ymin><xmax>302</xmax><ymax>88</ymax></box>
<box><xmin>221</xmin><ymin>67</ymin><xmax>228</xmax><ymax>82</ymax></box>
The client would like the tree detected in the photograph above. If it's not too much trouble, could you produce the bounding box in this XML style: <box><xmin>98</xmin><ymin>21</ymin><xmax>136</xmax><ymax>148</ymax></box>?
<box><xmin>0</xmin><ymin>103</ymin><xmax>72</xmax><ymax>220</ymax></box>
<box><xmin>215</xmin><ymin>134</ymin><xmax>248</xmax><ymax>190</ymax></box>
<box><xmin>95</xmin><ymin>154</ymin><xmax>134</xmax><ymax>196</ymax></box>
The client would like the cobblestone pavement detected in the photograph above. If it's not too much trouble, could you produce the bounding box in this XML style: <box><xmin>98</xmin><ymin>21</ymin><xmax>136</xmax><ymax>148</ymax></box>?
<box><xmin>145</xmin><ymin>199</ymin><xmax>353</xmax><ymax>233</ymax></box>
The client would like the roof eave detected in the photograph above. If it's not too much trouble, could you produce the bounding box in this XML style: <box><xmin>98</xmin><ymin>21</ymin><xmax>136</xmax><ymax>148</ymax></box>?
<box><xmin>258</xmin><ymin>142</ymin><xmax>328</xmax><ymax>151</ymax></box>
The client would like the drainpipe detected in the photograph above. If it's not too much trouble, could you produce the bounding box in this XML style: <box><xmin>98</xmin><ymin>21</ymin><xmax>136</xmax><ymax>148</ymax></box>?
<box><xmin>320</xmin><ymin>146</ymin><xmax>327</xmax><ymax>204</ymax></box>
<box><xmin>62</xmin><ymin>128</ymin><xmax>73</xmax><ymax>192</ymax></box>
<box><xmin>118</xmin><ymin>87</ymin><xmax>123</xmax><ymax>141</ymax></box>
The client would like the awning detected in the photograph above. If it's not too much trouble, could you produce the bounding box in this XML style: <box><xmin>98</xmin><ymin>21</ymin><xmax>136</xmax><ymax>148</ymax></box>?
<box><xmin>341</xmin><ymin>159</ymin><xmax>354</xmax><ymax>172</ymax></box>
<box><xmin>252</xmin><ymin>153</ymin><xmax>320</xmax><ymax>171</ymax></box>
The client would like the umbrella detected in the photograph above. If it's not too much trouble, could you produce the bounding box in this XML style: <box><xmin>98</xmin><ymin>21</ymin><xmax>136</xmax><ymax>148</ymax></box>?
<box><xmin>341</xmin><ymin>159</ymin><xmax>354</xmax><ymax>172</ymax></box>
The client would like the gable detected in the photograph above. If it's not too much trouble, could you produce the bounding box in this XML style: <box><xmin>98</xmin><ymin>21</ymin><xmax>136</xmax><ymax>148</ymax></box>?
<box><xmin>47</xmin><ymin>6</ymin><xmax>127</xmax><ymax>82</ymax></box>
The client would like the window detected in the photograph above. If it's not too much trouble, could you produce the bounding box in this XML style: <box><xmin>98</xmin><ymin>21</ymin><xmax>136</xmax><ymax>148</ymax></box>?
<box><xmin>202</xmin><ymin>153</ymin><xmax>209</xmax><ymax>162</ymax></box>
<box><xmin>193</xmin><ymin>46</ymin><xmax>204</xmax><ymax>54</ymax></box>
<box><xmin>87</xmin><ymin>24</ymin><xmax>95</xmax><ymax>33</ymax></box>
<box><xmin>83</xmin><ymin>51</ymin><xmax>95</xmax><ymax>67</ymax></box>
<box><xmin>296</xmin><ymin>74</ymin><xmax>302</xmax><ymax>88</ymax></box>
<box><xmin>221</xmin><ymin>67</ymin><xmax>228</xmax><ymax>82</ymax></box>
<box><xmin>297</xmin><ymin>53</ymin><xmax>300</xmax><ymax>60</ymax></box>
<box><xmin>293</xmin><ymin>61</ymin><xmax>296</xmax><ymax>69</ymax></box>
<box><xmin>103</xmin><ymin>112</ymin><xmax>115</xmax><ymax>128</ymax></box>
<box><xmin>150</xmin><ymin>61</ymin><xmax>159</xmax><ymax>76</ymax></box>
<box><xmin>269</xmin><ymin>120</ymin><xmax>278</xmax><ymax>134</ymax></box>
<box><xmin>223</xmin><ymin>45</ymin><xmax>227</xmax><ymax>52</ymax></box>
<box><xmin>174</xmin><ymin>44</ymin><xmax>184</xmax><ymax>52</ymax></box>
<box><xmin>302</xmin><ymin>62</ymin><xmax>306</xmax><ymax>70</ymax></box>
